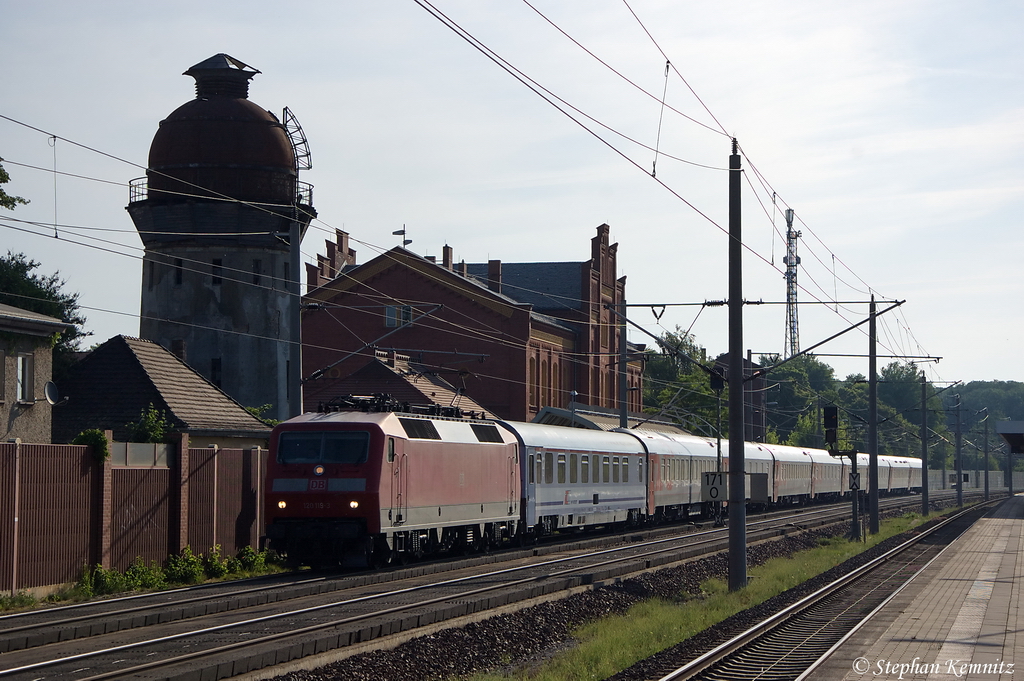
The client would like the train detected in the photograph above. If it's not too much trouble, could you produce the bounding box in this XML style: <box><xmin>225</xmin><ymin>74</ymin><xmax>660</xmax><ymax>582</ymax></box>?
<box><xmin>264</xmin><ymin>403</ymin><xmax>922</xmax><ymax>567</ymax></box>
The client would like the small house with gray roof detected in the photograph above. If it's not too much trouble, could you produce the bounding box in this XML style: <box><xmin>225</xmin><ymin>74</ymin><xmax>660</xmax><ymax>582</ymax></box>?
<box><xmin>52</xmin><ymin>335</ymin><xmax>271</xmax><ymax>448</ymax></box>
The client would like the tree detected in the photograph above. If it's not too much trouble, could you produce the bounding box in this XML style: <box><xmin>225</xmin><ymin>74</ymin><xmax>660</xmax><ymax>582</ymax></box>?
<box><xmin>761</xmin><ymin>354</ymin><xmax>839</xmax><ymax>446</ymax></box>
<box><xmin>0</xmin><ymin>158</ymin><xmax>29</xmax><ymax>210</ymax></box>
<box><xmin>642</xmin><ymin>327</ymin><xmax>720</xmax><ymax>437</ymax></box>
<box><xmin>0</xmin><ymin>252</ymin><xmax>89</xmax><ymax>381</ymax></box>
<box><xmin>125</xmin><ymin>404</ymin><xmax>173</xmax><ymax>443</ymax></box>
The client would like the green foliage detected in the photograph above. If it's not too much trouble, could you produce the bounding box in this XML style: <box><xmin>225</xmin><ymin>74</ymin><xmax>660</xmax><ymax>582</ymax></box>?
<box><xmin>124</xmin><ymin>557</ymin><xmax>166</xmax><ymax>590</ymax></box>
<box><xmin>165</xmin><ymin>546</ymin><xmax>205</xmax><ymax>584</ymax></box>
<box><xmin>203</xmin><ymin>545</ymin><xmax>230</xmax><ymax>579</ymax></box>
<box><xmin>236</xmin><ymin>545</ymin><xmax>266</xmax><ymax>572</ymax></box>
<box><xmin>0</xmin><ymin>251</ymin><xmax>88</xmax><ymax>381</ymax></box>
<box><xmin>72</xmin><ymin>428</ymin><xmax>110</xmax><ymax>462</ymax></box>
<box><xmin>0</xmin><ymin>158</ymin><xmax>29</xmax><ymax>210</ymax></box>
<box><xmin>90</xmin><ymin>564</ymin><xmax>128</xmax><ymax>595</ymax></box>
<box><xmin>642</xmin><ymin>327</ymin><xmax>721</xmax><ymax>436</ymax></box>
<box><xmin>244</xmin><ymin>403</ymin><xmax>280</xmax><ymax>426</ymax></box>
<box><xmin>0</xmin><ymin>591</ymin><xmax>36</xmax><ymax>612</ymax></box>
<box><xmin>125</xmin><ymin>403</ymin><xmax>173</xmax><ymax>443</ymax></box>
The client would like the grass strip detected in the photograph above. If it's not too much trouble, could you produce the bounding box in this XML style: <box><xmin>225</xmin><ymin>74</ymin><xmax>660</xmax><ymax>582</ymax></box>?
<box><xmin>470</xmin><ymin>509</ymin><xmax>950</xmax><ymax>681</ymax></box>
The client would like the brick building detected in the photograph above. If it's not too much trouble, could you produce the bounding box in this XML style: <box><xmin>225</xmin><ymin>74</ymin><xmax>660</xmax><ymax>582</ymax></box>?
<box><xmin>302</xmin><ymin>224</ymin><xmax>642</xmax><ymax>421</ymax></box>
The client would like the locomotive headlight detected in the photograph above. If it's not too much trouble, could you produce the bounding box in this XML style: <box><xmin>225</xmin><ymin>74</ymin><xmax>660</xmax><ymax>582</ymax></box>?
<box><xmin>278</xmin><ymin>501</ymin><xmax>287</xmax><ymax>509</ymax></box>
<box><xmin>313</xmin><ymin>465</ymin><xmax>325</xmax><ymax>476</ymax></box>
<box><xmin>349</xmin><ymin>500</ymin><xmax>359</xmax><ymax>509</ymax></box>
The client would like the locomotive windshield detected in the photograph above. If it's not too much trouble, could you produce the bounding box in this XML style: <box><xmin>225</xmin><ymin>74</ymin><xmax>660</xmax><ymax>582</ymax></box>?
<box><xmin>277</xmin><ymin>431</ymin><xmax>370</xmax><ymax>465</ymax></box>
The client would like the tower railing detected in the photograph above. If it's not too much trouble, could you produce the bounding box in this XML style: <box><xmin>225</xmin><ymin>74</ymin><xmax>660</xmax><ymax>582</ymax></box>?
<box><xmin>128</xmin><ymin>177</ymin><xmax>314</xmax><ymax>208</ymax></box>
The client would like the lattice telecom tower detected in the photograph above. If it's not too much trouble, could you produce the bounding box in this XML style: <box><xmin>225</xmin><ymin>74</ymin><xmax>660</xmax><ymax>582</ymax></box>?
<box><xmin>783</xmin><ymin>208</ymin><xmax>801</xmax><ymax>359</ymax></box>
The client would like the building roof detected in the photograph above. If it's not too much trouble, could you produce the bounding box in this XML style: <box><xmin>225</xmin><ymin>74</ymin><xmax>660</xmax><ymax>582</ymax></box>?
<box><xmin>0</xmin><ymin>302</ymin><xmax>72</xmax><ymax>338</ymax></box>
<box><xmin>533</xmin><ymin>403</ymin><xmax>690</xmax><ymax>435</ymax></box>
<box><xmin>305</xmin><ymin>247</ymin><xmax>577</xmax><ymax>334</ymax></box>
<box><xmin>52</xmin><ymin>335</ymin><xmax>271</xmax><ymax>443</ymax></box>
<box><xmin>464</xmin><ymin>262</ymin><xmax>583</xmax><ymax>313</ymax></box>
<box><xmin>313</xmin><ymin>351</ymin><xmax>493</xmax><ymax>419</ymax></box>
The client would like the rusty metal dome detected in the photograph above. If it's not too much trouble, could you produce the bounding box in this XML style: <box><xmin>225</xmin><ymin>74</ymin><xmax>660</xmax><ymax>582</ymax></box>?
<box><xmin>146</xmin><ymin>54</ymin><xmax>296</xmax><ymax>205</ymax></box>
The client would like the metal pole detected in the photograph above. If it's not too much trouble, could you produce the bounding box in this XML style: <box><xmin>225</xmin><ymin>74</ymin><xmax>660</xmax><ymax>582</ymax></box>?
<box><xmin>921</xmin><ymin>373</ymin><xmax>929</xmax><ymax>515</ymax></box>
<box><xmin>984</xmin><ymin>414</ymin><xmax>990</xmax><ymax>501</ymax></box>
<box><xmin>851</xmin><ymin>454</ymin><xmax>860</xmax><ymax>540</ymax></box>
<box><xmin>619</xmin><ymin>298</ymin><xmax>628</xmax><ymax>428</ymax></box>
<box><xmin>868</xmin><ymin>295</ymin><xmax>879</xmax><ymax>534</ymax></box>
<box><xmin>727</xmin><ymin>139</ymin><xmax>746</xmax><ymax>591</ymax></box>
<box><xmin>289</xmin><ymin>219</ymin><xmax>303</xmax><ymax>418</ymax></box>
<box><xmin>955</xmin><ymin>395</ymin><xmax>963</xmax><ymax>507</ymax></box>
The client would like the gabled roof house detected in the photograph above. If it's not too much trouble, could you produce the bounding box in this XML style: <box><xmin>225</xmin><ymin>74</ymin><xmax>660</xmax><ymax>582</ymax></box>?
<box><xmin>52</xmin><ymin>335</ymin><xmax>271</xmax><ymax>448</ymax></box>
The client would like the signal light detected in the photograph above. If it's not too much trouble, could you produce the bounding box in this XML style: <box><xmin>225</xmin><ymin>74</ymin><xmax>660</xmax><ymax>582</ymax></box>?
<box><xmin>823</xmin><ymin>405</ymin><xmax>839</xmax><ymax>429</ymax></box>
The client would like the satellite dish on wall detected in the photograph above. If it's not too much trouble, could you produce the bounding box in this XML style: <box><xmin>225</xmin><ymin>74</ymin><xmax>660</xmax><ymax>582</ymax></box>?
<box><xmin>44</xmin><ymin>381</ymin><xmax>68</xmax><ymax>406</ymax></box>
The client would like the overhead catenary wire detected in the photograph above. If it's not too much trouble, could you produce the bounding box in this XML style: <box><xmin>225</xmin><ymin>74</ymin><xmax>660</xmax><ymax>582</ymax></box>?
<box><xmin>2</xmin><ymin>2</ymin><xmax>941</xmax><ymax>381</ymax></box>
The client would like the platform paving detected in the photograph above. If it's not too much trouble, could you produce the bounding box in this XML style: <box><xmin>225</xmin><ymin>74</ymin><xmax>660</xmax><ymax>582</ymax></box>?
<box><xmin>815</xmin><ymin>494</ymin><xmax>1023</xmax><ymax>680</ymax></box>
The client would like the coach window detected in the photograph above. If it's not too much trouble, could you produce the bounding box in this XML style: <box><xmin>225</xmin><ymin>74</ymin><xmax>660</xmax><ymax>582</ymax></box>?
<box><xmin>544</xmin><ymin>452</ymin><xmax>553</xmax><ymax>485</ymax></box>
<box><xmin>570</xmin><ymin>453</ymin><xmax>578</xmax><ymax>484</ymax></box>
<box><xmin>581</xmin><ymin>455</ymin><xmax>589</xmax><ymax>483</ymax></box>
<box><xmin>528</xmin><ymin>455</ymin><xmax>535</xmax><ymax>483</ymax></box>
<box><xmin>612</xmin><ymin>457</ymin><xmax>620</xmax><ymax>483</ymax></box>
<box><xmin>557</xmin><ymin>454</ymin><xmax>566</xmax><ymax>484</ymax></box>
<box><xmin>387</xmin><ymin>438</ymin><xmax>395</xmax><ymax>462</ymax></box>
<box><xmin>623</xmin><ymin>457</ymin><xmax>629</xmax><ymax>483</ymax></box>
<box><xmin>602</xmin><ymin>456</ymin><xmax>610</xmax><ymax>483</ymax></box>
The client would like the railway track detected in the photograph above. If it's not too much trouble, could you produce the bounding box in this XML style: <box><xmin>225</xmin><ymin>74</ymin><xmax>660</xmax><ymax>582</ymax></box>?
<box><xmin>648</xmin><ymin>499</ymin><xmax>997</xmax><ymax>681</ymax></box>
<box><xmin>0</xmin><ymin>491</ymin><xmax>985</xmax><ymax>680</ymax></box>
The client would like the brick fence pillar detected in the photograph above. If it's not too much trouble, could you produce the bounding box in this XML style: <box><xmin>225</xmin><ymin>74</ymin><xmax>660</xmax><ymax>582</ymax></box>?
<box><xmin>170</xmin><ymin>432</ymin><xmax>190</xmax><ymax>554</ymax></box>
<box><xmin>96</xmin><ymin>430</ymin><xmax>114</xmax><ymax>569</ymax></box>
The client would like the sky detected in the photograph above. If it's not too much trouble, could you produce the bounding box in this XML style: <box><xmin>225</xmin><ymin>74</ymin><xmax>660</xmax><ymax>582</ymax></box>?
<box><xmin>2</xmin><ymin>1</ymin><xmax>1022</xmax><ymax>387</ymax></box>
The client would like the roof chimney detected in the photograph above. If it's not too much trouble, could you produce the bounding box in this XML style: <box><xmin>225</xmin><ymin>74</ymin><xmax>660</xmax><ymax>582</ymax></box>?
<box><xmin>443</xmin><ymin>245</ymin><xmax>453</xmax><ymax>270</ymax></box>
<box><xmin>487</xmin><ymin>260</ymin><xmax>502</xmax><ymax>293</ymax></box>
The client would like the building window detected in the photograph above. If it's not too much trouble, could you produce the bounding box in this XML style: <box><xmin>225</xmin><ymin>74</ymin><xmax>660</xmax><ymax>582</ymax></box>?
<box><xmin>385</xmin><ymin>305</ymin><xmax>413</xmax><ymax>327</ymax></box>
<box><xmin>211</xmin><ymin>358</ymin><xmax>222</xmax><ymax>388</ymax></box>
<box><xmin>16</xmin><ymin>353</ymin><xmax>34</xmax><ymax>402</ymax></box>
<box><xmin>212</xmin><ymin>259</ymin><xmax>223</xmax><ymax>286</ymax></box>
<box><xmin>252</xmin><ymin>259</ymin><xmax>262</xmax><ymax>286</ymax></box>
<box><xmin>174</xmin><ymin>258</ymin><xmax>183</xmax><ymax>286</ymax></box>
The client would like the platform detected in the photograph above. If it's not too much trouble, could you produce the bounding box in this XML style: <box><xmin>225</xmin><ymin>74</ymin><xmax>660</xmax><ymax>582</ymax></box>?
<box><xmin>815</xmin><ymin>494</ymin><xmax>1023</xmax><ymax>680</ymax></box>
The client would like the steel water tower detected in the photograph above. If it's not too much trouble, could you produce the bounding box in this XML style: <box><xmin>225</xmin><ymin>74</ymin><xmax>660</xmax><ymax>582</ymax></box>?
<box><xmin>128</xmin><ymin>54</ymin><xmax>315</xmax><ymax>421</ymax></box>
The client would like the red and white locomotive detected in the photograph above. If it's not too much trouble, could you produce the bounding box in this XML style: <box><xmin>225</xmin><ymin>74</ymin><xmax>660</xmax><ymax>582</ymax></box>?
<box><xmin>264</xmin><ymin>403</ymin><xmax>921</xmax><ymax>566</ymax></box>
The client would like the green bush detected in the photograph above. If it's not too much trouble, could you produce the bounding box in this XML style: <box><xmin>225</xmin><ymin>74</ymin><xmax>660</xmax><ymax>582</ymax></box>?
<box><xmin>90</xmin><ymin>564</ymin><xmax>128</xmax><ymax>595</ymax></box>
<box><xmin>72</xmin><ymin>428</ymin><xmax>109</xmax><ymax>462</ymax></box>
<box><xmin>203</xmin><ymin>545</ymin><xmax>230</xmax><ymax>579</ymax></box>
<box><xmin>165</xmin><ymin>546</ymin><xmax>205</xmax><ymax>584</ymax></box>
<box><xmin>236</xmin><ymin>545</ymin><xmax>267</xmax><ymax>572</ymax></box>
<box><xmin>124</xmin><ymin>557</ymin><xmax>166</xmax><ymax>590</ymax></box>
<box><xmin>125</xmin><ymin>403</ymin><xmax>172</xmax><ymax>443</ymax></box>
<box><xmin>0</xmin><ymin>591</ymin><xmax>36</xmax><ymax>611</ymax></box>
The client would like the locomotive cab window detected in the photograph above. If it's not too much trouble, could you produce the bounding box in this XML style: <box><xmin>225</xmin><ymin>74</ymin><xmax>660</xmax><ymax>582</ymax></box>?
<box><xmin>277</xmin><ymin>431</ymin><xmax>370</xmax><ymax>465</ymax></box>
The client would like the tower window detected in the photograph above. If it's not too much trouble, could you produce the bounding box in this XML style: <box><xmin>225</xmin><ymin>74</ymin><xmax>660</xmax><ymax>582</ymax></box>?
<box><xmin>212</xmin><ymin>259</ymin><xmax>223</xmax><ymax>285</ymax></box>
<box><xmin>211</xmin><ymin>358</ymin><xmax>222</xmax><ymax>388</ymax></box>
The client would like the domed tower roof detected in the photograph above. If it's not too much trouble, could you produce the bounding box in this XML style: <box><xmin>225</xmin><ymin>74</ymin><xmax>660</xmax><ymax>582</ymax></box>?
<box><xmin>146</xmin><ymin>54</ymin><xmax>297</xmax><ymax>205</ymax></box>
